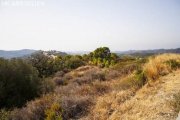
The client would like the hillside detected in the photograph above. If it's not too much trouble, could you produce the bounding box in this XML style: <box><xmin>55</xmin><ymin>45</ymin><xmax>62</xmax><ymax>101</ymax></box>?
<box><xmin>91</xmin><ymin>70</ymin><xmax>180</xmax><ymax>120</ymax></box>
<box><xmin>0</xmin><ymin>53</ymin><xmax>180</xmax><ymax>120</ymax></box>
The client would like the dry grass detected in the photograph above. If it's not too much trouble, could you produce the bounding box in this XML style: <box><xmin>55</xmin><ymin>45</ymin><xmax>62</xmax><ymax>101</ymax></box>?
<box><xmin>91</xmin><ymin>89</ymin><xmax>135</xmax><ymax>120</ymax></box>
<box><xmin>108</xmin><ymin>70</ymin><xmax>180</xmax><ymax>120</ymax></box>
<box><xmin>144</xmin><ymin>54</ymin><xmax>180</xmax><ymax>80</ymax></box>
<box><xmin>85</xmin><ymin>54</ymin><xmax>180</xmax><ymax>120</ymax></box>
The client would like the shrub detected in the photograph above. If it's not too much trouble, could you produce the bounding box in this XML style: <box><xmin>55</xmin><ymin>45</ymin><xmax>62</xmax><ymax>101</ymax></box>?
<box><xmin>92</xmin><ymin>72</ymin><xmax>106</xmax><ymax>81</ymax></box>
<box><xmin>41</xmin><ymin>78</ymin><xmax>55</xmax><ymax>94</ymax></box>
<box><xmin>92</xmin><ymin>82</ymin><xmax>110</xmax><ymax>95</ymax></box>
<box><xmin>45</xmin><ymin>103</ymin><xmax>62</xmax><ymax>120</ymax></box>
<box><xmin>64</xmin><ymin>56</ymin><xmax>85</xmax><ymax>70</ymax></box>
<box><xmin>0</xmin><ymin>58</ymin><xmax>41</xmax><ymax>108</ymax></box>
<box><xmin>170</xmin><ymin>92</ymin><xmax>180</xmax><ymax>114</ymax></box>
<box><xmin>53</xmin><ymin>77</ymin><xmax>66</xmax><ymax>86</ymax></box>
<box><xmin>166</xmin><ymin>59</ymin><xmax>180</xmax><ymax>70</ymax></box>
<box><xmin>55</xmin><ymin>71</ymin><xmax>65</xmax><ymax>77</ymax></box>
<box><xmin>61</xmin><ymin>96</ymin><xmax>92</xmax><ymax>119</ymax></box>
<box><xmin>105</xmin><ymin>70</ymin><xmax>119</xmax><ymax>80</ymax></box>
<box><xmin>10</xmin><ymin>95</ymin><xmax>56</xmax><ymax>120</ymax></box>
<box><xmin>0</xmin><ymin>109</ymin><xmax>10</xmax><ymax>120</ymax></box>
<box><xmin>134</xmin><ymin>69</ymin><xmax>147</xmax><ymax>87</ymax></box>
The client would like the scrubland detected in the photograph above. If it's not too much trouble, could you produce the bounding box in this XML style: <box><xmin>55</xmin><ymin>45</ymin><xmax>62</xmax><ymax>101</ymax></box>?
<box><xmin>1</xmin><ymin>53</ymin><xmax>180</xmax><ymax>120</ymax></box>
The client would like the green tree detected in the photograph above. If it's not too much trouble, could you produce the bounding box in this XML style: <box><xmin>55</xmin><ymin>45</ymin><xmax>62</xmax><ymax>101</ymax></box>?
<box><xmin>88</xmin><ymin>47</ymin><xmax>119</xmax><ymax>67</ymax></box>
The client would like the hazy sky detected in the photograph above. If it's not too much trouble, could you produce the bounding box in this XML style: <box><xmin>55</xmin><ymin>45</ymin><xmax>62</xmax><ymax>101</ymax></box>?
<box><xmin>0</xmin><ymin>0</ymin><xmax>180</xmax><ymax>51</ymax></box>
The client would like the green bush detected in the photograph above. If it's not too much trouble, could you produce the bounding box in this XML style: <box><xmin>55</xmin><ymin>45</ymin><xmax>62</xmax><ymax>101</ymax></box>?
<box><xmin>135</xmin><ymin>70</ymin><xmax>147</xmax><ymax>87</ymax></box>
<box><xmin>64</xmin><ymin>55</ymin><xmax>85</xmax><ymax>70</ymax></box>
<box><xmin>0</xmin><ymin>58</ymin><xmax>41</xmax><ymax>108</ymax></box>
<box><xmin>166</xmin><ymin>59</ymin><xmax>180</xmax><ymax>70</ymax></box>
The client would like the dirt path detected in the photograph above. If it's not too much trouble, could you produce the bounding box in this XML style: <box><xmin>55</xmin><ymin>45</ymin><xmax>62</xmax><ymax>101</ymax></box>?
<box><xmin>109</xmin><ymin>70</ymin><xmax>180</xmax><ymax>120</ymax></box>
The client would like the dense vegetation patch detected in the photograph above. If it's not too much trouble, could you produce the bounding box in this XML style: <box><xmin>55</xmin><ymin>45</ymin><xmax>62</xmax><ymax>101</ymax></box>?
<box><xmin>88</xmin><ymin>47</ymin><xmax>119</xmax><ymax>67</ymax></box>
<box><xmin>0</xmin><ymin>58</ymin><xmax>41</xmax><ymax>108</ymax></box>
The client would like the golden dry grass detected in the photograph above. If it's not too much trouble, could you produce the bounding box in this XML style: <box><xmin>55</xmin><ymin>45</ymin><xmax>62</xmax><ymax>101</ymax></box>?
<box><xmin>87</xmin><ymin>70</ymin><xmax>180</xmax><ymax>120</ymax></box>
<box><xmin>109</xmin><ymin>70</ymin><xmax>180</xmax><ymax>120</ymax></box>
<box><xmin>143</xmin><ymin>54</ymin><xmax>180</xmax><ymax>80</ymax></box>
<box><xmin>86</xmin><ymin>54</ymin><xmax>180</xmax><ymax>120</ymax></box>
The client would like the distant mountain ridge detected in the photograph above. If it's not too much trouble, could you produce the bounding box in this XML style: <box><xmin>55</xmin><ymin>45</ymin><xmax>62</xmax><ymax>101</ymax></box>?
<box><xmin>0</xmin><ymin>49</ymin><xmax>67</xmax><ymax>59</ymax></box>
<box><xmin>0</xmin><ymin>49</ymin><xmax>36</xmax><ymax>59</ymax></box>
<box><xmin>115</xmin><ymin>48</ymin><xmax>180</xmax><ymax>56</ymax></box>
<box><xmin>0</xmin><ymin>48</ymin><xmax>179</xmax><ymax>58</ymax></box>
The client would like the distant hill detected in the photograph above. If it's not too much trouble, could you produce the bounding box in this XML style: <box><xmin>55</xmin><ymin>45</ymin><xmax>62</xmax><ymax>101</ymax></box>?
<box><xmin>115</xmin><ymin>48</ymin><xmax>180</xmax><ymax>57</ymax></box>
<box><xmin>1</xmin><ymin>48</ymin><xmax>179</xmax><ymax>59</ymax></box>
<box><xmin>0</xmin><ymin>49</ymin><xmax>67</xmax><ymax>59</ymax></box>
<box><xmin>0</xmin><ymin>49</ymin><xmax>37</xmax><ymax>59</ymax></box>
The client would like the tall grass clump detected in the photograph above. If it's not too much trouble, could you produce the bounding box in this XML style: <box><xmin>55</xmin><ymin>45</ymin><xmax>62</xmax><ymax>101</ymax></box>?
<box><xmin>143</xmin><ymin>54</ymin><xmax>180</xmax><ymax>80</ymax></box>
<box><xmin>0</xmin><ymin>109</ymin><xmax>10</xmax><ymax>120</ymax></box>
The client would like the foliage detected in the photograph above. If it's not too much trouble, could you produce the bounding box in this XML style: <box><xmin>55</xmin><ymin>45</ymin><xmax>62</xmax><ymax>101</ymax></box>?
<box><xmin>29</xmin><ymin>52</ymin><xmax>85</xmax><ymax>78</ymax></box>
<box><xmin>64</xmin><ymin>55</ymin><xmax>85</xmax><ymax>70</ymax></box>
<box><xmin>45</xmin><ymin>103</ymin><xmax>62</xmax><ymax>120</ymax></box>
<box><xmin>41</xmin><ymin>77</ymin><xmax>56</xmax><ymax>94</ymax></box>
<box><xmin>0</xmin><ymin>58</ymin><xmax>41</xmax><ymax>108</ymax></box>
<box><xmin>166</xmin><ymin>59</ymin><xmax>180</xmax><ymax>70</ymax></box>
<box><xmin>88</xmin><ymin>47</ymin><xmax>118</xmax><ymax>67</ymax></box>
<box><xmin>29</xmin><ymin>51</ymin><xmax>56</xmax><ymax>78</ymax></box>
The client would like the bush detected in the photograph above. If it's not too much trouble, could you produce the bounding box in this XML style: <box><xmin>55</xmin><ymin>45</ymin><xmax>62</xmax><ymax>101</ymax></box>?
<box><xmin>0</xmin><ymin>58</ymin><xmax>41</xmax><ymax>108</ymax></box>
<box><xmin>134</xmin><ymin>69</ymin><xmax>147</xmax><ymax>87</ymax></box>
<box><xmin>41</xmin><ymin>78</ymin><xmax>55</xmax><ymax>94</ymax></box>
<box><xmin>0</xmin><ymin>109</ymin><xmax>10</xmax><ymax>120</ymax></box>
<box><xmin>64</xmin><ymin>55</ymin><xmax>85</xmax><ymax>70</ymax></box>
<box><xmin>10</xmin><ymin>95</ymin><xmax>56</xmax><ymax>120</ymax></box>
<box><xmin>53</xmin><ymin>77</ymin><xmax>68</xmax><ymax>86</ymax></box>
<box><xmin>61</xmin><ymin>96</ymin><xmax>92</xmax><ymax>119</ymax></box>
<box><xmin>166</xmin><ymin>59</ymin><xmax>180</xmax><ymax>70</ymax></box>
<box><xmin>92</xmin><ymin>72</ymin><xmax>106</xmax><ymax>81</ymax></box>
<box><xmin>45</xmin><ymin>103</ymin><xmax>62</xmax><ymax>120</ymax></box>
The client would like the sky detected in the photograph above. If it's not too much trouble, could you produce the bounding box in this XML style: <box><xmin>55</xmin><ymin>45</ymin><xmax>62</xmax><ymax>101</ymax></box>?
<box><xmin>0</xmin><ymin>0</ymin><xmax>180</xmax><ymax>51</ymax></box>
